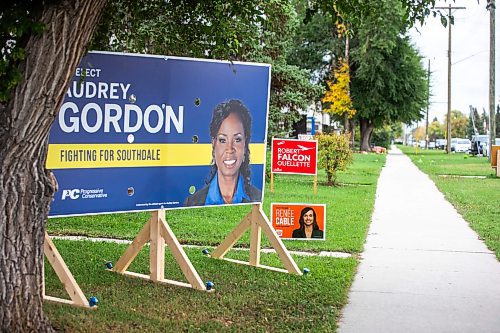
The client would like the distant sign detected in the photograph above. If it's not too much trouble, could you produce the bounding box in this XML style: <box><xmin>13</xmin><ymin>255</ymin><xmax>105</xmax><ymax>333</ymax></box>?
<box><xmin>491</xmin><ymin>145</ymin><xmax>500</xmax><ymax>167</ymax></box>
<box><xmin>298</xmin><ymin>134</ymin><xmax>314</xmax><ymax>141</ymax></box>
<box><xmin>271</xmin><ymin>138</ymin><xmax>318</xmax><ymax>175</ymax></box>
<box><xmin>271</xmin><ymin>203</ymin><xmax>326</xmax><ymax>240</ymax></box>
<box><xmin>47</xmin><ymin>51</ymin><xmax>270</xmax><ymax>217</ymax></box>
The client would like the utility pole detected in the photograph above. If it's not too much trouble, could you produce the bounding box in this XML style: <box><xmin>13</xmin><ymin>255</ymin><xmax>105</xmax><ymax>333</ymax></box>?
<box><xmin>488</xmin><ymin>0</ymin><xmax>496</xmax><ymax>160</ymax></box>
<box><xmin>435</xmin><ymin>4</ymin><xmax>466</xmax><ymax>153</ymax></box>
<box><xmin>425</xmin><ymin>59</ymin><xmax>430</xmax><ymax>149</ymax></box>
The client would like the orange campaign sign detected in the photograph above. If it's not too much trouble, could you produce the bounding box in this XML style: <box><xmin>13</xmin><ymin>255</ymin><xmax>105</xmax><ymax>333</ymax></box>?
<box><xmin>271</xmin><ymin>203</ymin><xmax>326</xmax><ymax>240</ymax></box>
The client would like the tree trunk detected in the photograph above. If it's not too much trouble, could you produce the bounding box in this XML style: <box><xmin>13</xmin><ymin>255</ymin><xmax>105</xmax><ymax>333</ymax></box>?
<box><xmin>344</xmin><ymin>113</ymin><xmax>350</xmax><ymax>133</ymax></box>
<box><xmin>349</xmin><ymin>118</ymin><xmax>356</xmax><ymax>148</ymax></box>
<box><xmin>0</xmin><ymin>1</ymin><xmax>107</xmax><ymax>331</ymax></box>
<box><xmin>359</xmin><ymin>118</ymin><xmax>374</xmax><ymax>151</ymax></box>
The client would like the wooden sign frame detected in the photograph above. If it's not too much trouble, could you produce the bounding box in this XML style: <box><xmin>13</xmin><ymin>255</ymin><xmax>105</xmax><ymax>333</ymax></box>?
<box><xmin>43</xmin><ymin>204</ymin><xmax>302</xmax><ymax>309</ymax></box>
<box><xmin>43</xmin><ymin>232</ymin><xmax>92</xmax><ymax>308</ymax></box>
<box><xmin>112</xmin><ymin>210</ymin><xmax>206</xmax><ymax>290</ymax></box>
<box><xmin>211</xmin><ymin>204</ymin><xmax>302</xmax><ymax>275</ymax></box>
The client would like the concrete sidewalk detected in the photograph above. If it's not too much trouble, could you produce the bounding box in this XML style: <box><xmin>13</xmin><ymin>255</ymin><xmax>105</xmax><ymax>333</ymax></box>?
<box><xmin>338</xmin><ymin>147</ymin><xmax>500</xmax><ymax>333</ymax></box>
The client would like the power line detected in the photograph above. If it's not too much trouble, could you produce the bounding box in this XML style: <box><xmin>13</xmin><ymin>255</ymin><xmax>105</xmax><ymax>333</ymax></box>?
<box><xmin>452</xmin><ymin>50</ymin><xmax>488</xmax><ymax>65</ymax></box>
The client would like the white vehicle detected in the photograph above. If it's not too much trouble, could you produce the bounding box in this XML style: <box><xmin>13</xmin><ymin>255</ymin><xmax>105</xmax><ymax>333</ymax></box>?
<box><xmin>451</xmin><ymin>138</ymin><xmax>471</xmax><ymax>153</ymax></box>
<box><xmin>470</xmin><ymin>135</ymin><xmax>489</xmax><ymax>156</ymax></box>
<box><xmin>436</xmin><ymin>139</ymin><xmax>447</xmax><ymax>149</ymax></box>
<box><xmin>471</xmin><ymin>136</ymin><xmax>500</xmax><ymax>156</ymax></box>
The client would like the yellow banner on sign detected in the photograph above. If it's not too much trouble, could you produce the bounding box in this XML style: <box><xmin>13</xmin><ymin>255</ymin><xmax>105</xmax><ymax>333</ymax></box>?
<box><xmin>46</xmin><ymin>143</ymin><xmax>266</xmax><ymax>169</ymax></box>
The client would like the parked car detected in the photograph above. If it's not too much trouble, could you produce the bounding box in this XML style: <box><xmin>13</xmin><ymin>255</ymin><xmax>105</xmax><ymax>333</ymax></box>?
<box><xmin>436</xmin><ymin>139</ymin><xmax>447</xmax><ymax>150</ymax></box>
<box><xmin>428</xmin><ymin>141</ymin><xmax>436</xmax><ymax>149</ymax></box>
<box><xmin>451</xmin><ymin>138</ymin><xmax>471</xmax><ymax>153</ymax></box>
<box><xmin>450</xmin><ymin>138</ymin><xmax>457</xmax><ymax>151</ymax></box>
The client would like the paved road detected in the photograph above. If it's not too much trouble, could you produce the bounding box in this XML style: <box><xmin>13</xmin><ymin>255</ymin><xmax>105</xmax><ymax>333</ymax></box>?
<box><xmin>338</xmin><ymin>147</ymin><xmax>500</xmax><ymax>333</ymax></box>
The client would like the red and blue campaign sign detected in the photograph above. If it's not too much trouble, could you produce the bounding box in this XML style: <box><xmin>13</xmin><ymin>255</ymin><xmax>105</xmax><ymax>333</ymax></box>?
<box><xmin>47</xmin><ymin>51</ymin><xmax>270</xmax><ymax>217</ymax></box>
<box><xmin>271</xmin><ymin>138</ymin><xmax>318</xmax><ymax>175</ymax></box>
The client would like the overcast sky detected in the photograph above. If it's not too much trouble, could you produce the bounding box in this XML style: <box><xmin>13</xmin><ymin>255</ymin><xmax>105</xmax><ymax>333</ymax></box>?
<box><xmin>409</xmin><ymin>0</ymin><xmax>499</xmax><ymax>125</ymax></box>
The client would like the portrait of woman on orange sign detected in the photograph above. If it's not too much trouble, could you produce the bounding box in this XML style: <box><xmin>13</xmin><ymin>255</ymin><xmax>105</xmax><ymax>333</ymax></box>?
<box><xmin>292</xmin><ymin>207</ymin><xmax>324</xmax><ymax>239</ymax></box>
<box><xmin>184</xmin><ymin>99</ymin><xmax>262</xmax><ymax>206</ymax></box>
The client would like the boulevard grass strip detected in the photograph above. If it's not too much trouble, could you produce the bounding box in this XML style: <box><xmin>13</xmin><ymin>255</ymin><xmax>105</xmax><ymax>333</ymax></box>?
<box><xmin>263</xmin><ymin>152</ymin><xmax>385</xmax><ymax>253</ymax></box>
<box><xmin>399</xmin><ymin>146</ymin><xmax>500</xmax><ymax>259</ymax></box>
<box><xmin>44</xmin><ymin>153</ymin><xmax>385</xmax><ymax>332</ymax></box>
<box><xmin>44</xmin><ymin>240</ymin><xmax>357</xmax><ymax>332</ymax></box>
<box><xmin>47</xmin><ymin>152</ymin><xmax>386</xmax><ymax>254</ymax></box>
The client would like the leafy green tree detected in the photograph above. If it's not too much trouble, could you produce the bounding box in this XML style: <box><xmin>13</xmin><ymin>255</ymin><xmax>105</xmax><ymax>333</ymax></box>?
<box><xmin>391</xmin><ymin>122</ymin><xmax>404</xmax><ymax>140</ymax></box>
<box><xmin>248</xmin><ymin>1</ymin><xmax>322</xmax><ymax>140</ymax></box>
<box><xmin>287</xmin><ymin>1</ymin><xmax>340</xmax><ymax>84</ymax></box>
<box><xmin>350</xmin><ymin>0</ymin><xmax>428</xmax><ymax>151</ymax></box>
<box><xmin>290</xmin><ymin>0</ymin><xmax>430</xmax><ymax>151</ymax></box>
<box><xmin>306</xmin><ymin>0</ymin><xmax>446</xmax><ymax>28</ymax></box>
<box><xmin>266</xmin><ymin>60</ymin><xmax>322</xmax><ymax>140</ymax></box>
<box><xmin>428</xmin><ymin>119</ymin><xmax>444</xmax><ymax>141</ymax></box>
<box><xmin>448</xmin><ymin>110</ymin><xmax>468</xmax><ymax>138</ymax></box>
<box><xmin>92</xmin><ymin>1</ymin><xmax>271</xmax><ymax>60</ymax></box>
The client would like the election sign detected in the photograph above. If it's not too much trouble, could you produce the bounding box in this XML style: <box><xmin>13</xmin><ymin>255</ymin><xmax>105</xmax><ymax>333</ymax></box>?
<box><xmin>47</xmin><ymin>51</ymin><xmax>270</xmax><ymax>217</ymax></box>
<box><xmin>271</xmin><ymin>203</ymin><xmax>326</xmax><ymax>240</ymax></box>
<box><xmin>297</xmin><ymin>134</ymin><xmax>314</xmax><ymax>141</ymax></box>
<box><xmin>271</xmin><ymin>138</ymin><xmax>318</xmax><ymax>175</ymax></box>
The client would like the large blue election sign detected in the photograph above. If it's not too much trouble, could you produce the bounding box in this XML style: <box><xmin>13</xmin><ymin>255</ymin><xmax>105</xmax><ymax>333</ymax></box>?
<box><xmin>47</xmin><ymin>52</ymin><xmax>270</xmax><ymax>217</ymax></box>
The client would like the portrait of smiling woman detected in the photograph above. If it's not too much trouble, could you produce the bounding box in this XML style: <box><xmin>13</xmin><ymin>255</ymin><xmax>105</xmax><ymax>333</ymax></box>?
<box><xmin>184</xmin><ymin>99</ymin><xmax>262</xmax><ymax>207</ymax></box>
<box><xmin>292</xmin><ymin>207</ymin><xmax>324</xmax><ymax>239</ymax></box>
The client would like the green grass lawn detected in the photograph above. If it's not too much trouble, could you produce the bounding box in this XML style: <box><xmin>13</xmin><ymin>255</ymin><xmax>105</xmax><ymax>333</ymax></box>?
<box><xmin>44</xmin><ymin>152</ymin><xmax>385</xmax><ymax>332</ymax></box>
<box><xmin>399</xmin><ymin>145</ymin><xmax>500</xmax><ymax>259</ymax></box>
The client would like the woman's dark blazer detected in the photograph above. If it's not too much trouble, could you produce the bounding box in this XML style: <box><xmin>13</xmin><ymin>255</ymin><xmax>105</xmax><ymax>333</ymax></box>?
<box><xmin>291</xmin><ymin>228</ymin><xmax>324</xmax><ymax>239</ymax></box>
<box><xmin>184</xmin><ymin>184</ymin><xmax>261</xmax><ymax>207</ymax></box>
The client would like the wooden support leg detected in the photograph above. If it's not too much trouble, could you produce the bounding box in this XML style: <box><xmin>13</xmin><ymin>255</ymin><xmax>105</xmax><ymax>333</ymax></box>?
<box><xmin>113</xmin><ymin>218</ymin><xmax>151</xmax><ymax>273</ymax></box>
<box><xmin>211</xmin><ymin>210</ymin><xmax>252</xmax><ymax>259</ymax></box>
<box><xmin>270</xmin><ymin>172</ymin><xmax>274</xmax><ymax>193</ymax></box>
<box><xmin>314</xmin><ymin>174</ymin><xmax>317</xmax><ymax>195</ymax></box>
<box><xmin>150</xmin><ymin>211</ymin><xmax>165</xmax><ymax>282</ymax></box>
<box><xmin>43</xmin><ymin>232</ymin><xmax>91</xmax><ymax>308</ymax></box>
<box><xmin>497</xmin><ymin>153</ymin><xmax>500</xmax><ymax>177</ymax></box>
<box><xmin>254</xmin><ymin>206</ymin><xmax>302</xmax><ymax>275</ymax></box>
<box><xmin>112</xmin><ymin>210</ymin><xmax>208</xmax><ymax>291</ymax></box>
<box><xmin>158</xmin><ymin>214</ymin><xmax>205</xmax><ymax>290</ymax></box>
<box><xmin>249</xmin><ymin>206</ymin><xmax>262</xmax><ymax>266</ymax></box>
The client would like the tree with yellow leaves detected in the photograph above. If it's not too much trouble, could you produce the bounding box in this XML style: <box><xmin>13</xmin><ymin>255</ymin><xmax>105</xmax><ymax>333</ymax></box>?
<box><xmin>322</xmin><ymin>58</ymin><xmax>356</xmax><ymax>119</ymax></box>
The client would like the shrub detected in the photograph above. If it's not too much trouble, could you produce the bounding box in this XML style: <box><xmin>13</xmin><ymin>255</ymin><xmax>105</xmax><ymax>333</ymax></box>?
<box><xmin>316</xmin><ymin>132</ymin><xmax>353</xmax><ymax>186</ymax></box>
<box><xmin>371</xmin><ymin>126</ymin><xmax>392</xmax><ymax>149</ymax></box>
